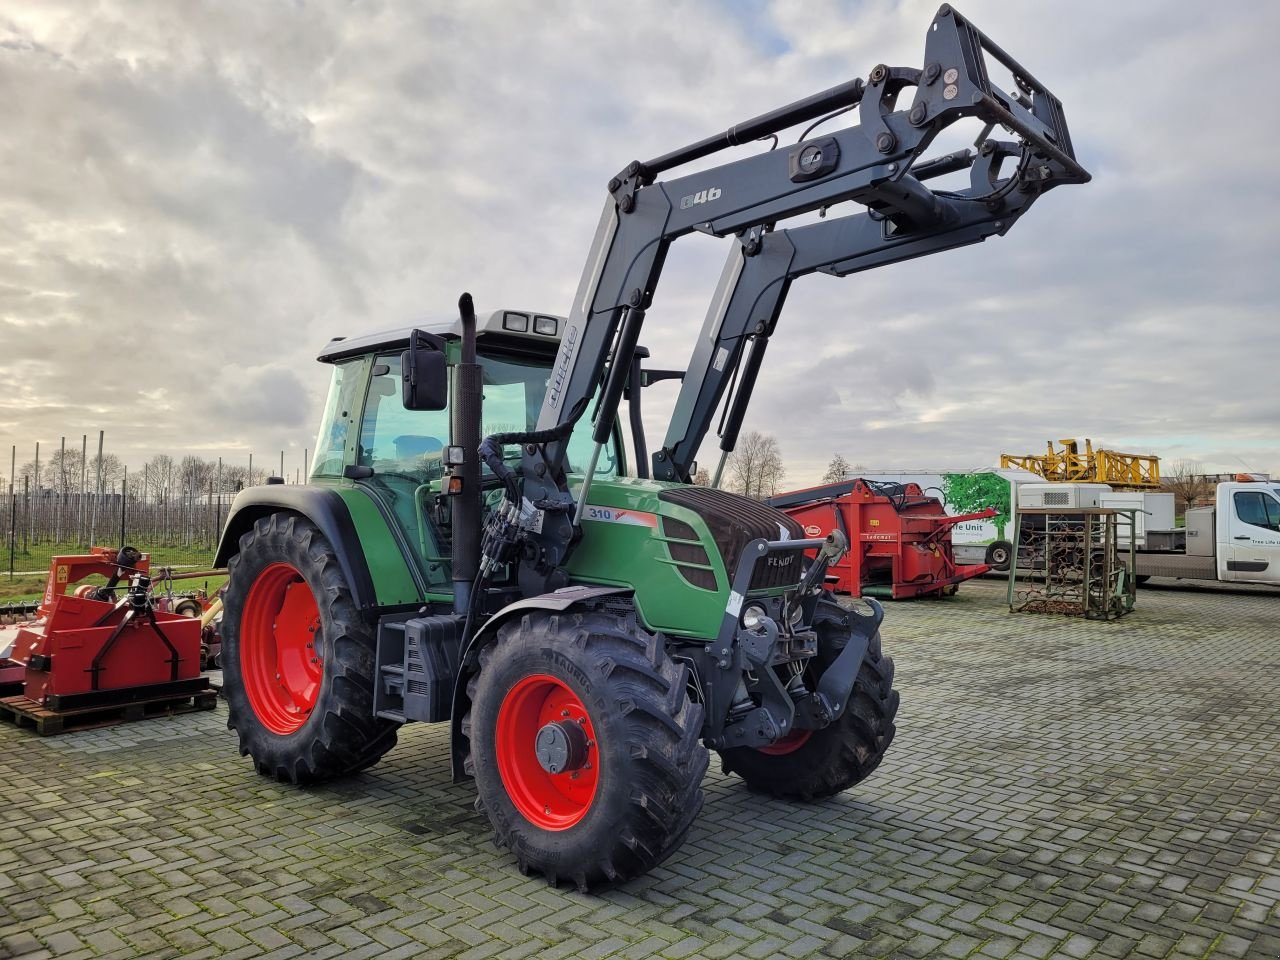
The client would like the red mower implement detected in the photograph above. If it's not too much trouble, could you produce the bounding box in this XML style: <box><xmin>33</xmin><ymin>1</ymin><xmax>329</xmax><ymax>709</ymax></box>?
<box><xmin>0</xmin><ymin>546</ymin><xmax>211</xmax><ymax>729</ymax></box>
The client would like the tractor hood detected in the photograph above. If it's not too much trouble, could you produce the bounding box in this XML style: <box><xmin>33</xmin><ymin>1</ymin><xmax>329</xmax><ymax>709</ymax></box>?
<box><xmin>563</xmin><ymin>476</ymin><xmax>803</xmax><ymax>639</ymax></box>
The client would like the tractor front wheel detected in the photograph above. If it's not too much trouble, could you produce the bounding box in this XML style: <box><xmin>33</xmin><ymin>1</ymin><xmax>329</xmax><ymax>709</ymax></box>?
<box><xmin>465</xmin><ymin>609</ymin><xmax>709</xmax><ymax>892</ymax></box>
<box><xmin>221</xmin><ymin>513</ymin><xmax>398</xmax><ymax>784</ymax></box>
<box><xmin>719</xmin><ymin>603</ymin><xmax>899</xmax><ymax>801</ymax></box>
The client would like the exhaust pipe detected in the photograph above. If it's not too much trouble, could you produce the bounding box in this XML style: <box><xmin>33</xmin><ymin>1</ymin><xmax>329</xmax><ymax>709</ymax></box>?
<box><xmin>452</xmin><ymin>292</ymin><xmax>483</xmax><ymax>615</ymax></box>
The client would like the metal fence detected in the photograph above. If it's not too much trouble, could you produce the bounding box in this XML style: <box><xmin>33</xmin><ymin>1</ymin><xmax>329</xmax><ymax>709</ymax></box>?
<box><xmin>3</xmin><ymin>476</ymin><xmax>236</xmax><ymax>577</ymax></box>
<box><xmin>3</xmin><ymin>436</ymin><xmax>315</xmax><ymax>580</ymax></box>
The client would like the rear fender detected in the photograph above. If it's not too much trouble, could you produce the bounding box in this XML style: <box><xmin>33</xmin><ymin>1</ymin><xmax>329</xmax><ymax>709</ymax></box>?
<box><xmin>215</xmin><ymin>486</ymin><xmax>379</xmax><ymax>618</ymax></box>
<box><xmin>449</xmin><ymin>584</ymin><xmax>631</xmax><ymax>781</ymax></box>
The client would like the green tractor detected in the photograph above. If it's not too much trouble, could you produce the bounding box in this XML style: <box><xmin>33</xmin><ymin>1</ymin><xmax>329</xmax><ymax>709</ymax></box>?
<box><xmin>215</xmin><ymin>5</ymin><xmax>1088</xmax><ymax>890</ymax></box>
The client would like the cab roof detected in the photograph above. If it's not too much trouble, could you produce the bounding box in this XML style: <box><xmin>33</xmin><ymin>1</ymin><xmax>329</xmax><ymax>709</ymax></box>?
<box><xmin>317</xmin><ymin>309</ymin><xmax>566</xmax><ymax>362</ymax></box>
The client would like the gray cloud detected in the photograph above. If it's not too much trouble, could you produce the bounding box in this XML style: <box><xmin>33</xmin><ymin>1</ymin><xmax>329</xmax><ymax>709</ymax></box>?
<box><xmin>0</xmin><ymin>0</ymin><xmax>1276</xmax><ymax>488</ymax></box>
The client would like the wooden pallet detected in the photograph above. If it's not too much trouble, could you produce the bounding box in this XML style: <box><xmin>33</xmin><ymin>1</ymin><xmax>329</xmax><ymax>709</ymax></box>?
<box><xmin>0</xmin><ymin>688</ymin><xmax>218</xmax><ymax>736</ymax></box>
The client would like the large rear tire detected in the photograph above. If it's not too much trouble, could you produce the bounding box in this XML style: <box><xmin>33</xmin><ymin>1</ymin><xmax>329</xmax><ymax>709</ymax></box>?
<box><xmin>719</xmin><ymin>600</ymin><xmax>899</xmax><ymax>801</ymax></box>
<box><xmin>465</xmin><ymin>608</ymin><xmax>709</xmax><ymax>892</ymax></box>
<box><xmin>222</xmin><ymin>513</ymin><xmax>399</xmax><ymax>784</ymax></box>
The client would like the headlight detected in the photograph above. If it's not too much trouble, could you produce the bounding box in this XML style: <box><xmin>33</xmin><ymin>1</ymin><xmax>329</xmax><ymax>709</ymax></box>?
<box><xmin>788</xmin><ymin>603</ymin><xmax>804</xmax><ymax>626</ymax></box>
<box><xmin>741</xmin><ymin>603</ymin><xmax>768</xmax><ymax>632</ymax></box>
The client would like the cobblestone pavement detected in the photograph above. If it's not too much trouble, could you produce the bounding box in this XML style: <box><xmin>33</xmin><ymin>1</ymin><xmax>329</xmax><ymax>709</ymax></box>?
<box><xmin>2</xmin><ymin>580</ymin><xmax>1277</xmax><ymax>959</ymax></box>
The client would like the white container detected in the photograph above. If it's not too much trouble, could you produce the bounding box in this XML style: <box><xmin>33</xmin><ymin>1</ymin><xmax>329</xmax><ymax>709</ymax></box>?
<box><xmin>1016</xmin><ymin>482</ymin><xmax>1110</xmax><ymax>509</ymax></box>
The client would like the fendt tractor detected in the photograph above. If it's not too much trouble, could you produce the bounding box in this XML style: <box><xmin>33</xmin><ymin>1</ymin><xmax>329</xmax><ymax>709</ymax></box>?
<box><xmin>215</xmin><ymin>6</ymin><xmax>1089</xmax><ymax>890</ymax></box>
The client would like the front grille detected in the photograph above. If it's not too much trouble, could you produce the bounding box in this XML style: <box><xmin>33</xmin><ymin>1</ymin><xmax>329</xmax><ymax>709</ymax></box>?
<box><xmin>659</xmin><ymin>487</ymin><xmax>804</xmax><ymax>591</ymax></box>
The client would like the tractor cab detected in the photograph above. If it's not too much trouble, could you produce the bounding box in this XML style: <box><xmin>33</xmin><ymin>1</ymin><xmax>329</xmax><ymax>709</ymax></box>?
<box><xmin>308</xmin><ymin>311</ymin><xmax>624</xmax><ymax>593</ymax></box>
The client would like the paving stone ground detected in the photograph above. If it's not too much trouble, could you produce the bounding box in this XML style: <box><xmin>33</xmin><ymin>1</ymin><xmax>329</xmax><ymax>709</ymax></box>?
<box><xmin>1</xmin><ymin>579</ymin><xmax>1277</xmax><ymax>959</ymax></box>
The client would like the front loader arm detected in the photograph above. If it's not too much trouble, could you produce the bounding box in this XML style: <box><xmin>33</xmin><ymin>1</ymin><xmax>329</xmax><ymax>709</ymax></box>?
<box><xmin>514</xmin><ymin>3</ymin><xmax>1088</xmax><ymax>590</ymax></box>
<box><xmin>653</xmin><ymin>139</ymin><xmax>1041</xmax><ymax>483</ymax></box>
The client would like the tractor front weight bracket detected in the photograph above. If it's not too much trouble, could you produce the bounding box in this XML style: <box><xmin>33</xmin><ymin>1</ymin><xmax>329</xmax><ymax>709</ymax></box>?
<box><xmin>696</xmin><ymin>535</ymin><xmax>864</xmax><ymax>750</ymax></box>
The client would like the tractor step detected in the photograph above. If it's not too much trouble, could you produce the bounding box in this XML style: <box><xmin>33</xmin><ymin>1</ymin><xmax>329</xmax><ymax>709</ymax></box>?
<box><xmin>0</xmin><ymin>685</ymin><xmax>218</xmax><ymax>736</ymax></box>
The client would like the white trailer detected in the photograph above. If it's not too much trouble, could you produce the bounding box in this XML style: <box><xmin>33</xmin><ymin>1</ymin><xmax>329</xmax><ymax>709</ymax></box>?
<box><xmin>856</xmin><ymin>470</ymin><xmax>1176</xmax><ymax>570</ymax></box>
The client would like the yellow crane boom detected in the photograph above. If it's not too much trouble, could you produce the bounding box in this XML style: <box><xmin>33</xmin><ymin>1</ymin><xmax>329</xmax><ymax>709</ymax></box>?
<box><xmin>1000</xmin><ymin>439</ymin><xmax>1161</xmax><ymax>490</ymax></box>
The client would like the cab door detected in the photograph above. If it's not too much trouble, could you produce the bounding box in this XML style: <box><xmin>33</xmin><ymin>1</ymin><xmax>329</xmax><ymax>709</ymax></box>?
<box><xmin>1223</xmin><ymin>489</ymin><xmax>1280</xmax><ymax>584</ymax></box>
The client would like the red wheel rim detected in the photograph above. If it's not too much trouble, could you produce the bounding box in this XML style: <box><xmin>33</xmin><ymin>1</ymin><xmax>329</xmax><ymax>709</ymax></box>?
<box><xmin>495</xmin><ymin>674</ymin><xmax>599</xmax><ymax>830</ymax></box>
<box><xmin>757</xmin><ymin>729</ymin><xmax>812</xmax><ymax>755</ymax></box>
<box><xmin>240</xmin><ymin>563</ymin><xmax>323</xmax><ymax>735</ymax></box>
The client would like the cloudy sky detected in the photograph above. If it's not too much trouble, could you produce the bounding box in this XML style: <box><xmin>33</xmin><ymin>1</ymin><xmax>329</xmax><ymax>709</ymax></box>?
<box><xmin>1</xmin><ymin>0</ymin><xmax>1276</xmax><ymax>488</ymax></box>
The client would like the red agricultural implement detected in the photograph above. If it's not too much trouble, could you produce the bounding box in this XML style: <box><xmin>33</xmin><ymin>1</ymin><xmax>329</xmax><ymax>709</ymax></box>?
<box><xmin>0</xmin><ymin>546</ymin><xmax>213</xmax><ymax>733</ymax></box>
<box><xmin>766</xmin><ymin>479</ymin><xmax>997</xmax><ymax>599</ymax></box>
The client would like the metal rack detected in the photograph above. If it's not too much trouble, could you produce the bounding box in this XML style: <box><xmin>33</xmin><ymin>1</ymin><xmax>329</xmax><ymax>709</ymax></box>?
<box><xmin>1007</xmin><ymin>508</ymin><xmax>1138</xmax><ymax>620</ymax></box>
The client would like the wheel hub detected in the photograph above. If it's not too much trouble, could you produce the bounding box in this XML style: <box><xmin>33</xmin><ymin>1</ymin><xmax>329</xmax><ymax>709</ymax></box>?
<box><xmin>535</xmin><ymin>719</ymin><xmax>589</xmax><ymax>774</ymax></box>
<box><xmin>495</xmin><ymin>674</ymin><xmax>600</xmax><ymax>830</ymax></box>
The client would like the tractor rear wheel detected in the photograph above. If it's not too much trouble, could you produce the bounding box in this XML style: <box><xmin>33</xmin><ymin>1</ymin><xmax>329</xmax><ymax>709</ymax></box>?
<box><xmin>719</xmin><ymin>601</ymin><xmax>898</xmax><ymax>801</ymax></box>
<box><xmin>464</xmin><ymin>608</ymin><xmax>709</xmax><ymax>892</ymax></box>
<box><xmin>221</xmin><ymin>513</ymin><xmax>398</xmax><ymax>784</ymax></box>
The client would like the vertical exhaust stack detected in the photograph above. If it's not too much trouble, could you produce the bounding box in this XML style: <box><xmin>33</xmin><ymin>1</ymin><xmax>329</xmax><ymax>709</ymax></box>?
<box><xmin>452</xmin><ymin>293</ymin><xmax>483</xmax><ymax>615</ymax></box>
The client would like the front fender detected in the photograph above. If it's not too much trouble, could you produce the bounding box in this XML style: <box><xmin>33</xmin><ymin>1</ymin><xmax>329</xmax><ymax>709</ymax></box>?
<box><xmin>215</xmin><ymin>485</ymin><xmax>379</xmax><ymax>617</ymax></box>
<box><xmin>448</xmin><ymin>584</ymin><xmax>632</xmax><ymax>781</ymax></box>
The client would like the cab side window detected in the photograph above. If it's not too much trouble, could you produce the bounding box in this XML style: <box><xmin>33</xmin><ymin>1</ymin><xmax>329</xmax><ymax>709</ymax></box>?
<box><xmin>355</xmin><ymin>353</ymin><xmax>452</xmax><ymax>589</ymax></box>
<box><xmin>312</xmin><ymin>359</ymin><xmax>362</xmax><ymax>478</ymax></box>
<box><xmin>1234</xmin><ymin>491</ymin><xmax>1280</xmax><ymax>532</ymax></box>
<box><xmin>358</xmin><ymin>354</ymin><xmax>449</xmax><ymax>478</ymax></box>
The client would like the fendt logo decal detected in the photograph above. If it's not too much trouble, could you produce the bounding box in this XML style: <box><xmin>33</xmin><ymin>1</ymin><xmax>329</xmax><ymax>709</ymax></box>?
<box><xmin>680</xmin><ymin>186</ymin><xmax>722</xmax><ymax>210</ymax></box>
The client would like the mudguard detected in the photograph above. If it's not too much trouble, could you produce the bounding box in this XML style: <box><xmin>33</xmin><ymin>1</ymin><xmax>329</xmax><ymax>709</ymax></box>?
<box><xmin>214</xmin><ymin>485</ymin><xmax>379</xmax><ymax>617</ymax></box>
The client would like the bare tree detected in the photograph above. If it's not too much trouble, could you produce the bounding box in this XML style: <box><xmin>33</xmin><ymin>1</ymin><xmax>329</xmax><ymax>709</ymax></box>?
<box><xmin>142</xmin><ymin>454</ymin><xmax>176</xmax><ymax>502</ymax></box>
<box><xmin>822</xmin><ymin>453</ymin><xmax>852</xmax><ymax>484</ymax></box>
<box><xmin>179</xmin><ymin>455</ymin><xmax>216</xmax><ymax>496</ymax></box>
<box><xmin>1163</xmin><ymin>459</ymin><xmax>1213</xmax><ymax>515</ymax></box>
<box><xmin>49</xmin><ymin>447</ymin><xmax>85</xmax><ymax>495</ymax></box>
<box><xmin>692</xmin><ymin>468</ymin><xmax>711</xmax><ymax>487</ymax></box>
<box><xmin>728</xmin><ymin>431</ymin><xmax>786</xmax><ymax>500</ymax></box>
<box><xmin>90</xmin><ymin>453</ymin><xmax>125</xmax><ymax>488</ymax></box>
<box><xmin>221</xmin><ymin>464</ymin><xmax>267</xmax><ymax>492</ymax></box>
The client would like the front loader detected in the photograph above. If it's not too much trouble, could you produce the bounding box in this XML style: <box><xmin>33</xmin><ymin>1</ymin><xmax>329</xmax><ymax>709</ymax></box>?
<box><xmin>215</xmin><ymin>5</ymin><xmax>1089</xmax><ymax>891</ymax></box>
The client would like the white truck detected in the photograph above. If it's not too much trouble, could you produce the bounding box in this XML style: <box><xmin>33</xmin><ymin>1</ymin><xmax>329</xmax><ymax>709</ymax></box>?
<box><xmin>1136</xmin><ymin>482</ymin><xmax>1280</xmax><ymax>586</ymax></box>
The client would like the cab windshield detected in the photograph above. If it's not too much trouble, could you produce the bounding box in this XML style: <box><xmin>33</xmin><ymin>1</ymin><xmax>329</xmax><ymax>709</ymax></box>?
<box><xmin>354</xmin><ymin>349</ymin><xmax>620</xmax><ymax>482</ymax></box>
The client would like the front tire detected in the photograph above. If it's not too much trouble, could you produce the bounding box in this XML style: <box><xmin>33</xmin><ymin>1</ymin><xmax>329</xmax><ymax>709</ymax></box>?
<box><xmin>465</xmin><ymin>608</ymin><xmax>709</xmax><ymax>892</ymax></box>
<box><xmin>222</xmin><ymin>513</ymin><xmax>399</xmax><ymax>784</ymax></box>
<box><xmin>719</xmin><ymin>601</ymin><xmax>899</xmax><ymax>801</ymax></box>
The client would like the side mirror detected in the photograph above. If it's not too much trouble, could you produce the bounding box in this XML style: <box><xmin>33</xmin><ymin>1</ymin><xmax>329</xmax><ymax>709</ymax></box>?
<box><xmin>402</xmin><ymin>330</ymin><xmax>448</xmax><ymax>411</ymax></box>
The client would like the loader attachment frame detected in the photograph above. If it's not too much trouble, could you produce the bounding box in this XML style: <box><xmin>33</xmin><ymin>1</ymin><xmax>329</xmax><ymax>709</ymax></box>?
<box><xmin>515</xmin><ymin>3</ymin><xmax>1088</xmax><ymax>590</ymax></box>
<box><xmin>654</xmin><ymin>138</ymin><xmax>1036</xmax><ymax>483</ymax></box>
